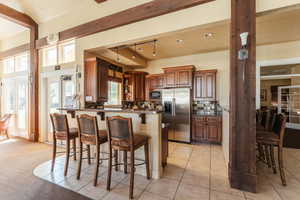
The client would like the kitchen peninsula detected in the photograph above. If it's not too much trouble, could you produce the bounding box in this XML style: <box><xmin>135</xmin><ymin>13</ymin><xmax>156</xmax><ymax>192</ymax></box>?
<box><xmin>59</xmin><ymin>107</ymin><xmax>164</xmax><ymax>179</ymax></box>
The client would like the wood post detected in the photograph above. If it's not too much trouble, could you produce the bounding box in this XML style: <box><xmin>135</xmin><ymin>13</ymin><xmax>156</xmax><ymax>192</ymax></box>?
<box><xmin>229</xmin><ymin>0</ymin><xmax>257</xmax><ymax>192</ymax></box>
<box><xmin>29</xmin><ymin>25</ymin><xmax>39</xmax><ymax>142</ymax></box>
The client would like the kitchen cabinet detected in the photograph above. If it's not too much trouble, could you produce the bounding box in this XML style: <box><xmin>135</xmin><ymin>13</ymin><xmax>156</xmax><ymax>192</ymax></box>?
<box><xmin>123</xmin><ymin>71</ymin><xmax>148</xmax><ymax>102</ymax></box>
<box><xmin>84</xmin><ymin>57</ymin><xmax>109</xmax><ymax>103</ymax></box>
<box><xmin>194</xmin><ymin>70</ymin><xmax>217</xmax><ymax>101</ymax></box>
<box><xmin>192</xmin><ymin>115</ymin><xmax>222</xmax><ymax>144</ymax></box>
<box><xmin>145</xmin><ymin>74</ymin><xmax>164</xmax><ymax>100</ymax></box>
<box><xmin>163</xmin><ymin>66</ymin><xmax>194</xmax><ymax>88</ymax></box>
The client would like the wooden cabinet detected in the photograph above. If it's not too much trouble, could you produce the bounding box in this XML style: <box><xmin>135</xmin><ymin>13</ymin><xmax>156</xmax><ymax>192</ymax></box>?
<box><xmin>163</xmin><ymin>66</ymin><xmax>194</xmax><ymax>88</ymax></box>
<box><xmin>123</xmin><ymin>71</ymin><xmax>148</xmax><ymax>102</ymax></box>
<box><xmin>145</xmin><ymin>74</ymin><xmax>164</xmax><ymax>100</ymax></box>
<box><xmin>194</xmin><ymin>70</ymin><xmax>217</xmax><ymax>101</ymax></box>
<box><xmin>84</xmin><ymin>57</ymin><xmax>109</xmax><ymax>103</ymax></box>
<box><xmin>192</xmin><ymin>116</ymin><xmax>222</xmax><ymax>144</ymax></box>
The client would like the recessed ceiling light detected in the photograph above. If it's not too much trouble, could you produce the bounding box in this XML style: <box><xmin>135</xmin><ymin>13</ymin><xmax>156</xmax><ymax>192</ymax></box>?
<box><xmin>204</xmin><ymin>33</ymin><xmax>214</xmax><ymax>38</ymax></box>
<box><xmin>176</xmin><ymin>39</ymin><xmax>184</xmax><ymax>43</ymax></box>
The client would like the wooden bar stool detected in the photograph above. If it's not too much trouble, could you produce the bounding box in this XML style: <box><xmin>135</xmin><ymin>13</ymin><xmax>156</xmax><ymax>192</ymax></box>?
<box><xmin>76</xmin><ymin>114</ymin><xmax>108</xmax><ymax>186</ymax></box>
<box><xmin>106</xmin><ymin>116</ymin><xmax>151</xmax><ymax>199</ymax></box>
<box><xmin>50</xmin><ymin>113</ymin><xmax>78</xmax><ymax>176</ymax></box>
<box><xmin>257</xmin><ymin>113</ymin><xmax>287</xmax><ymax>186</ymax></box>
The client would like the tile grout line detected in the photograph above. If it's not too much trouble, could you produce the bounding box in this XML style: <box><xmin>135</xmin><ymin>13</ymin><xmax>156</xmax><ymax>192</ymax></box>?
<box><xmin>171</xmin><ymin>144</ymin><xmax>193</xmax><ymax>200</ymax></box>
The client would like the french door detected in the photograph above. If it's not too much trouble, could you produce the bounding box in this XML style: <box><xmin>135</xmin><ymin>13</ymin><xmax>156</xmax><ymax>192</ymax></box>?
<box><xmin>2</xmin><ymin>77</ymin><xmax>29</xmax><ymax>138</ymax></box>
<box><xmin>46</xmin><ymin>76</ymin><xmax>75</xmax><ymax>142</ymax></box>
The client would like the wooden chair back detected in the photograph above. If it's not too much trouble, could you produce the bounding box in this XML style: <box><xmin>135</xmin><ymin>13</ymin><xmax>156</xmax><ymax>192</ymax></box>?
<box><xmin>50</xmin><ymin>113</ymin><xmax>70</xmax><ymax>140</ymax></box>
<box><xmin>106</xmin><ymin>116</ymin><xmax>134</xmax><ymax>151</ymax></box>
<box><xmin>0</xmin><ymin>114</ymin><xmax>12</xmax><ymax>131</ymax></box>
<box><xmin>272</xmin><ymin>113</ymin><xmax>287</xmax><ymax>147</ymax></box>
<box><xmin>76</xmin><ymin>114</ymin><xmax>99</xmax><ymax>145</ymax></box>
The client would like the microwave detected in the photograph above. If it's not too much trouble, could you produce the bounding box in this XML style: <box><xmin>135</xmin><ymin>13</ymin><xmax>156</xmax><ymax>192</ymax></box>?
<box><xmin>150</xmin><ymin>90</ymin><xmax>161</xmax><ymax>100</ymax></box>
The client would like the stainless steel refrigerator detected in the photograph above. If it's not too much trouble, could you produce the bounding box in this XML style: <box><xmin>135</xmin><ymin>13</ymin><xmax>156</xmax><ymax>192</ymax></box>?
<box><xmin>162</xmin><ymin>88</ymin><xmax>191</xmax><ymax>143</ymax></box>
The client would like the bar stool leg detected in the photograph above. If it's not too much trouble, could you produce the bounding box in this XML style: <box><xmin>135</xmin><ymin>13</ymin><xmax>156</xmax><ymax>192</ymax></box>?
<box><xmin>123</xmin><ymin>151</ymin><xmax>128</xmax><ymax>174</ymax></box>
<box><xmin>77</xmin><ymin>141</ymin><xmax>83</xmax><ymax>180</ymax></box>
<box><xmin>270</xmin><ymin>145</ymin><xmax>277</xmax><ymax>174</ymax></box>
<box><xmin>5</xmin><ymin>130</ymin><xmax>9</xmax><ymax>139</ymax></box>
<box><xmin>94</xmin><ymin>144</ymin><xmax>100</xmax><ymax>186</ymax></box>
<box><xmin>107</xmin><ymin>147</ymin><xmax>113</xmax><ymax>191</ymax></box>
<box><xmin>129</xmin><ymin>150</ymin><xmax>135</xmax><ymax>199</ymax></box>
<box><xmin>144</xmin><ymin>142</ymin><xmax>150</xmax><ymax>179</ymax></box>
<box><xmin>87</xmin><ymin>144</ymin><xmax>91</xmax><ymax>165</ymax></box>
<box><xmin>64</xmin><ymin>139</ymin><xmax>70</xmax><ymax>176</ymax></box>
<box><xmin>114</xmin><ymin>150</ymin><xmax>119</xmax><ymax>171</ymax></box>
<box><xmin>51</xmin><ymin>137</ymin><xmax>57</xmax><ymax>172</ymax></box>
<box><xmin>278</xmin><ymin>146</ymin><xmax>287</xmax><ymax>186</ymax></box>
<box><xmin>73</xmin><ymin>139</ymin><xmax>77</xmax><ymax>161</ymax></box>
<box><xmin>264</xmin><ymin>144</ymin><xmax>272</xmax><ymax>168</ymax></box>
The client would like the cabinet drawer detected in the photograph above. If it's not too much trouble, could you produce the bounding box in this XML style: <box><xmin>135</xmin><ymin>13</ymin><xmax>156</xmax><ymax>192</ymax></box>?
<box><xmin>207</xmin><ymin>116</ymin><xmax>220</xmax><ymax>122</ymax></box>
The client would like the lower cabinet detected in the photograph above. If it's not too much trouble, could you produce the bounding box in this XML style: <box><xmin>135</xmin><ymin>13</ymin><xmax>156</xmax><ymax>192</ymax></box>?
<box><xmin>192</xmin><ymin>116</ymin><xmax>222</xmax><ymax>144</ymax></box>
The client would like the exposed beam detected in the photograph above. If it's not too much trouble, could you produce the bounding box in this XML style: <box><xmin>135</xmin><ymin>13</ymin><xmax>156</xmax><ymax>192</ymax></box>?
<box><xmin>36</xmin><ymin>0</ymin><xmax>214</xmax><ymax>48</ymax></box>
<box><xmin>95</xmin><ymin>0</ymin><xmax>107</xmax><ymax>3</ymax></box>
<box><xmin>0</xmin><ymin>3</ymin><xmax>37</xmax><ymax>28</ymax></box>
<box><xmin>0</xmin><ymin>43</ymin><xmax>30</xmax><ymax>59</ymax></box>
<box><xmin>229</xmin><ymin>0</ymin><xmax>257</xmax><ymax>193</ymax></box>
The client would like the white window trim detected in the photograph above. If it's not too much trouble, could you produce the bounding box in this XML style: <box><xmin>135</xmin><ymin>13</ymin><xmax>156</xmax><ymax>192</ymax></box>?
<box><xmin>2</xmin><ymin>52</ymin><xmax>29</xmax><ymax>75</ymax></box>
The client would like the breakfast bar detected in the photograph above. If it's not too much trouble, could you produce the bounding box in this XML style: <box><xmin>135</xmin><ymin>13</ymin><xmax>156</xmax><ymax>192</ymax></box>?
<box><xmin>59</xmin><ymin>108</ymin><xmax>164</xmax><ymax>179</ymax></box>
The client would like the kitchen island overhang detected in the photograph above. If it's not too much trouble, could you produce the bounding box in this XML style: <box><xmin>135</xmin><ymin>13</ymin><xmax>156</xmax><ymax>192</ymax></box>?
<box><xmin>58</xmin><ymin>108</ymin><xmax>163</xmax><ymax>179</ymax></box>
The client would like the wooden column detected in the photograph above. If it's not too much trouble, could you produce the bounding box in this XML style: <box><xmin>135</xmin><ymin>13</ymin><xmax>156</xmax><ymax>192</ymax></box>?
<box><xmin>229</xmin><ymin>0</ymin><xmax>257</xmax><ymax>192</ymax></box>
<box><xmin>29</xmin><ymin>25</ymin><xmax>39</xmax><ymax>142</ymax></box>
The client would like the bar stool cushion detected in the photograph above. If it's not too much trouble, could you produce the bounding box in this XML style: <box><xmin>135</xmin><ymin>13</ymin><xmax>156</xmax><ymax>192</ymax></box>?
<box><xmin>111</xmin><ymin>134</ymin><xmax>149</xmax><ymax>150</ymax></box>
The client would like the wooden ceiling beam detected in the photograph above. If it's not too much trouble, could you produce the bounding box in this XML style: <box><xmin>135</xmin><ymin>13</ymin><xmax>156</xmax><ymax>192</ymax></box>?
<box><xmin>95</xmin><ymin>0</ymin><xmax>107</xmax><ymax>3</ymax></box>
<box><xmin>36</xmin><ymin>0</ymin><xmax>214</xmax><ymax>48</ymax></box>
<box><xmin>0</xmin><ymin>3</ymin><xmax>37</xmax><ymax>28</ymax></box>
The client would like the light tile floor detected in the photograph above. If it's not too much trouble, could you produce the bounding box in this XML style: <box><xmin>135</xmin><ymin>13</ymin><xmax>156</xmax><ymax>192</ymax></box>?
<box><xmin>33</xmin><ymin>142</ymin><xmax>300</xmax><ymax>200</ymax></box>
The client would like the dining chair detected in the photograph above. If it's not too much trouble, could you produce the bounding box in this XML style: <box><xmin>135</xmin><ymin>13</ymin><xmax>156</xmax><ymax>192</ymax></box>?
<box><xmin>106</xmin><ymin>116</ymin><xmax>151</xmax><ymax>199</ymax></box>
<box><xmin>50</xmin><ymin>113</ymin><xmax>78</xmax><ymax>176</ymax></box>
<box><xmin>257</xmin><ymin>113</ymin><xmax>287</xmax><ymax>186</ymax></box>
<box><xmin>0</xmin><ymin>114</ymin><xmax>12</xmax><ymax>139</ymax></box>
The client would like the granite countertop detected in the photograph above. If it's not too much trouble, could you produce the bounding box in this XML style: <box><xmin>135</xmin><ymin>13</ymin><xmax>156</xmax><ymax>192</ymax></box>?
<box><xmin>58</xmin><ymin>107</ymin><xmax>162</xmax><ymax>114</ymax></box>
<box><xmin>192</xmin><ymin>111</ymin><xmax>222</xmax><ymax>117</ymax></box>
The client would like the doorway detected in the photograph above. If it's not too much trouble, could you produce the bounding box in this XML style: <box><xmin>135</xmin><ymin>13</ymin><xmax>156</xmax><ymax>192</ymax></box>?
<box><xmin>1</xmin><ymin>77</ymin><xmax>29</xmax><ymax>139</ymax></box>
<box><xmin>45</xmin><ymin>75</ymin><xmax>76</xmax><ymax>142</ymax></box>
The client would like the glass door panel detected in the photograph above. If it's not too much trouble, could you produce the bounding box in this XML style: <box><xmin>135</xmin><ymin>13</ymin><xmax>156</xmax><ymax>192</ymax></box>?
<box><xmin>16</xmin><ymin>79</ymin><xmax>28</xmax><ymax>138</ymax></box>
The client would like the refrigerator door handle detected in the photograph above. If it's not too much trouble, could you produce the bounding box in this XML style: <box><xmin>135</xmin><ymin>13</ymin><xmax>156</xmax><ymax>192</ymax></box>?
<box><xmin>172</xmin><ymin>98</ymin><xmax>176</xmax><ymax>116</ymax></box>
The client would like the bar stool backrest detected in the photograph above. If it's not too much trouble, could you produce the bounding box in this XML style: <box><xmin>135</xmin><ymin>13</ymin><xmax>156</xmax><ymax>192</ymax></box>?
<box><xmin>106</xmin><ymin>116</ymin><xmax>134</xmax><ymax>150</ymax></box>
<box><xmin>50</xmin><ymin>113</ymin><xmax>70</xmax><ymax>139</ymax></box>
<box><xmin>272</xmin><ymin>113</ymin><xmax>287</xmax><ymax>146</ymax></box>
<box><xmin>77</xmin><ymin>114</ymin><xmax>98</xmax><ymax>135</ymax></box>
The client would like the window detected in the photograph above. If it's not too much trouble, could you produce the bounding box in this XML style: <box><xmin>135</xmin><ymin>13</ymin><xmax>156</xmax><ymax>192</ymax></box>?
<box><xmin>2</xmin><ymin>53</ymin><xmax>29</xmax><ymax>74</ymax></box>
<box><xmin>43</xmin><ymin>46</ymin><xmax>57</xmax><ymax>67</ymax></box>
<box><xmin>15</xmin><ymin>54</ymin><xmax>28</xmax><ymax>72</ymax></box>
<box><xmin>60</xmin><ymin>42</ymin><xmax>75</xmax><ymax>64</ymax></box>
<box><xmin>3</xmin><ymin>57</ymin><xmax>15</xmax><ymax>74</ymax></box>
<box><xmin>106</xmin><ymin>81</ymin><xmax>122</xmax><ymax>105</ymax></box>
<box><xmin>42</xmin><ymin>40</ymin><xmax>75</xmax><ymax>67</ymax></box>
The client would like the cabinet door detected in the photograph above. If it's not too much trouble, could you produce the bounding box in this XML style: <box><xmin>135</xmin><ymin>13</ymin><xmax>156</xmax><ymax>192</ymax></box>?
<box><xmin>205</xmin><ymin>72</ymin><xmax>216</xmax><ymax>100</ymax></box>
<box><xmin>150</xmin><ymin>77</ymin><xmax>157</xmax><ymax>90</ymax></box>
<box><xmin>156</xmin><ymin>75</ymin><xmax>165</xmax><ymax>88</ymax></box>
<box><xmin>84</xmin><ymin>59</ymin><xmax>97</xmax><ymax>102</ymax></box>
<box><xmin>165</xmin><ymin>71</ymin><xmax>176</xmax><ymax>87</ymax></box>
<box><xmin>97</xmin><ymin>59</ymin><xmax>108</xmax><ymax>102</ymax></box>
<box><xmin>192</xmin><ymin>118</ymin><xmax>207</xmax><ymax>142</ymax></box>
<box><xmin>177</xmin><ymin>70</ymin><xmax>192</xmax><ymax>87</ymax></box>
<box><xmin>134</xmin><ymin>74</ymin><xmax>146</xmax><ymax>101</ymax></box>
<box><xmin>207</xmin><ymin>122</ymin><xmax>221</xmax><ymax>143</ymax></box>
<box><xmin>194</xmin><ymin>73</ymin><xmax>205</xmax><ymax>99</ymax></box>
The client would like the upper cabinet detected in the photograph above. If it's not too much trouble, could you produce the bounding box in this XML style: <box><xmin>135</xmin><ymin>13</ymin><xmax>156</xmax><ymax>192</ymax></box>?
<box><xmin>145</xmin><ymin>74</ymin><xmax>165</xmax><ymax>101</ymax></box>
<box><xmin>123</xmin><ymin>71</ymin><xmax>148</xmax><ymax>102</ymax></box>
<box><xmin>84</xmin><ymin>57</ymin><xmax>109</xmax><ymax>103</ymax></box>
<box><xmin>163</xmin><ymin>66</ymin><xmax>194</xmax><ymax>88</ymax></box>
<box><xmin>194</xmin><ymin>70</ymin><xmax>217</xmax><ymax>101</ymax></box>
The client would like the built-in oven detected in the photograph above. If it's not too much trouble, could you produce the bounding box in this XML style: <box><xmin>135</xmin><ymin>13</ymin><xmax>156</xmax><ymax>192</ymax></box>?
<box><xmin>149</xmin><ymin>90</ymin><xmax>161</xmax><ymax>100</ymax></box>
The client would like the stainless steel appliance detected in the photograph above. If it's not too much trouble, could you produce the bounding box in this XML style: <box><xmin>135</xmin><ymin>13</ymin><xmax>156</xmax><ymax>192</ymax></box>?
<box><xmin>149</xmin><ymin>90</ymin><xmax>161</xmax><ymax>100</ymax></box>
<box><xmin>162</xmin><ymin>88</ymin><xmax>191</xmax><ymax>143</ymax></box>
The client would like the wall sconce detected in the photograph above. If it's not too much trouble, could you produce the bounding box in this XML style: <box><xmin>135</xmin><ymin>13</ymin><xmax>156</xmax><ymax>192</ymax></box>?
<box><xmin>238</xmin><ymin>32</ymin><xmax>249</xmax><ymax>60</ymax></box>
<box><xmin>46</xmin><ymin>33</ymin><xmax>59</xmax><ymax>45</ymax></box>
